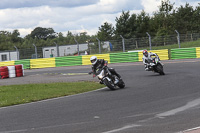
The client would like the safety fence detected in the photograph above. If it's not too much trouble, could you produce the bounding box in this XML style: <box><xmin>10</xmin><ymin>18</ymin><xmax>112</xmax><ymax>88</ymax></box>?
<box><xmin>0</xmin><ymin>47</ymin><xmax>200</xmax><ymax>70</ymax></box>
<box><xmin>171</xmin><ymin>48</ymin><xmax>197</xmax><ymax>59</ymax></box>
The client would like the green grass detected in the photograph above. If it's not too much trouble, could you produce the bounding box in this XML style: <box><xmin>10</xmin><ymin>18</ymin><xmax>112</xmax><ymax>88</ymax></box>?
<box><xmin>0</xmin><ymin>81</ymin><xmax>104</xmax><ymax>107</ymax></box>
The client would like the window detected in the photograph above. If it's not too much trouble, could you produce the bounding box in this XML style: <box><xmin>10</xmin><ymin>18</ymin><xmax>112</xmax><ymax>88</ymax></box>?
<box><xmin>1</xmin><ymin>54</ymin><xmax>7</xmax><ymax>61</ymax></box>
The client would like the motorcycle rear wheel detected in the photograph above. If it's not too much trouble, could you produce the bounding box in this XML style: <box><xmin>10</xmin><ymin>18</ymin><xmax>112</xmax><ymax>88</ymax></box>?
<box><xmin>118</xmin><ymin>79</ymin><xmax>125</xmax><ymax>88</ymax></box>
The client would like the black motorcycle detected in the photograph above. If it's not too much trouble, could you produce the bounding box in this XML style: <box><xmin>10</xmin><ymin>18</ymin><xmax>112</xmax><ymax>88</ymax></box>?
<box><xmin>91</xmin><ymin>66</ymin><xmax>125</xmax><ymax>90</ymax></box>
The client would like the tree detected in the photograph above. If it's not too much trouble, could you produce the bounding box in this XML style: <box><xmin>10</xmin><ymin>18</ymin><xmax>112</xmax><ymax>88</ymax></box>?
<box><xmin>30</xmin><ymin>27</ymin><xmax>57</xmax><ymax>40</ymax></box>
<box><xmin>135</xmin><ymin>10</ymin><xmax>150</xmax><ymax>37</ymax></box>
<box><xmin>115</xmin><ymin>11</ymin><xmax>131</xmax><ymax>38</ymax></box>
<box><xmin>97</xmin><ymin>22</ymin><xmax>115</xmax><ymax>41</ymax></box>
<box><xmin>173</xmin><ymin>3</ymin><xmax>194</xmax><ymax>33</ymax></box>
<box><xmin>192</xmin><ymin>4</ymin><xmax>200</xmax><ymax>32</ymax></box>
<box><xmin>151</xmin><ymin>0</ymin><xmax>174</xmax><ymax>36</ymax></box>
<box><xmin>128</xmin><ymin>13</ymin><xmax>137</xmax><ymax>37</ymax></box>
<box><xmin>0</xmin><ymin>31</ymin><xmax>13</xmax><ymax>50</ymax></box>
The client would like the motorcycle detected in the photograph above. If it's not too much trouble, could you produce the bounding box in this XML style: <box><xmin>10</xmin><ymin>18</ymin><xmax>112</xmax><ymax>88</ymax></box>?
<box><xmin>146</xmin><ymin>56</ymin><xmax>165</xmax><ymax>75</ymax></box>
<box><xmin>90</xmin><ymin>66</ymin><xmax>125</xmax><ymax>90</ymax></box>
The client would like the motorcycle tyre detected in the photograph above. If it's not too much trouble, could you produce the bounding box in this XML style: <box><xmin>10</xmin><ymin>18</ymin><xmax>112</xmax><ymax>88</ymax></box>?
<box><xmin>103</xmin><ymin>78</ymin><xmax>117</xmax><ymax>90</ymax></box>
<box><xmin>157</xmin><ymin>64</ymin><xmax>165</xmax><ymax>75</ymax></box>
<box><xmin>118</xmin><ymin>79</ymin><xmax>125</xmax><ymax>88</ymax></box>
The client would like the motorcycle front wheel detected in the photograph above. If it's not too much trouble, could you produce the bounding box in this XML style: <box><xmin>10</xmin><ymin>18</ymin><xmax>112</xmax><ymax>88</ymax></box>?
<box><xmin>103</xmin><ymin>78</ymin><xmax>117</xmax><ymax>90</ymax></box>
<box><xmin>157</xmin><ymin>64</ymin><xmax>165</xmax><ymax>75</ymax></box>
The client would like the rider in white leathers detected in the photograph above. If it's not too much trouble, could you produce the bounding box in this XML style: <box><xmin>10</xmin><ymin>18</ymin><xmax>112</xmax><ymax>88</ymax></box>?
<box><xmin>142</xmin><ymin>50</ymin><xmax>159</xmax><ymax>71</ymax></box>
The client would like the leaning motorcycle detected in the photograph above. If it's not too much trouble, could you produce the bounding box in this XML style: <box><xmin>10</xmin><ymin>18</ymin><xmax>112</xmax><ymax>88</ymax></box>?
<box><xmin>91</xmin><ymin>66</ymin><xmax>125</xmax><ymax>90</ymax></box>
<box><xmin>146</xmin><ymin>56</ymin><xmax>165</xmax><ymax>75</ymax></box>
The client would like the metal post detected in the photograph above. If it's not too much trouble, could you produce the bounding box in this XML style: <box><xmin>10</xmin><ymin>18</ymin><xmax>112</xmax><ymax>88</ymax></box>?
<box><xmin>33</xmin><ymin>44</ymin><xmax>37</xmax><ymax>59</ymax></box>
<box><xmin>96</xmin><ymin>38</ymin><xmax>101</xmax><ymax>54</ymax></box>
<box><xmin>120</xmin><ymin>35</ymin><xmax>125</xmax><ymax>52</ymax></box>
<box><xmin>136</xmin><ymin>40</ymin><xmax>138</xmax><ymax>49</ymax></box>
<box><xmin>146</xmin><ymin>32</ymin><xmax>152</xmax><ymax>50</ymax></box>
<box><xmin>14</xmin><ymin>45</ymin><xmax>19</xmax><ymax>60</ymax></box>
<box><xmin>54</xmin><ymin>42</ymin><xmax>60</xmax><ymax>57</ymax></box>
<box><xmin>86</xmin><ymin>40</ymin><xmax>90</xmax><ymax>55</ymax></box>
<box><xmin>74</xmin><ymin>37</ymin><xmax>79</xmax><ymax>55</ymax></box>
<box><xmin>175</xmin><ymin>30</ymin><xmax>181</xmax><ymax>48</ymax></box>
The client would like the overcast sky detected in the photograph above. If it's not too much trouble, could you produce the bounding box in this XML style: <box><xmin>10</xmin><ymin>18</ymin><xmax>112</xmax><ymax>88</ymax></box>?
<box><xmin>0</xmin><ymin>0</ymin><xmax>199</xmax><ymax>37</ymax></box>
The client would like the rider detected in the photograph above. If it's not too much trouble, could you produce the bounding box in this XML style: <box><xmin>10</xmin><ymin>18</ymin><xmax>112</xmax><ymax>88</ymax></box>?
<box><xmin>142</xmin><ymin>49</ymin><xmax>159</xmax><ymax>71</ymax></box>
<box><xmin>89</xmin><ymin>56</ymin><xmax>121</xmax><ymax>84</ymax></box>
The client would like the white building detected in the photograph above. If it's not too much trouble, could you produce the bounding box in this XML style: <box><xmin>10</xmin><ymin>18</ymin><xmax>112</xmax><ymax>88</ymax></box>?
<box><xmin>0</xmin><ymin>51</ymin><xmax>18</xmax><ymax>62</ymax></box>
<box><xmin>42</xmin><ymin>41</ymin><xmax>112</xmax><ymax>58</ymax></box>
<box><xmin>42</xmin><ymin>43</ymin><xmax>88</xmax><ymax>58</ymax></box>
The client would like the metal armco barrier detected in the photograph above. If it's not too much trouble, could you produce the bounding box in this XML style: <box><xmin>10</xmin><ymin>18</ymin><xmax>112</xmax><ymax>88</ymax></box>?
<box><xmin>138</xmin><ymin>49</ymin><xmax>169</xmax><ymax>61</ymax></box>
<box><xmin>55</xmin><ymin>56</ymin><xmax>82</xmax><ymax>67</ymax></box>
<box><xmin>15</xmin><ymin>59</ymin><xmax>30</xmax><ymax>69</ymax></box>
<box><xmin>110</xmin><ymin>52</ymin><xmax>138</xmax><ymax>63</ymax></box>
<box><xmin>30</xmin><ymin>58</ymin><xmax>56</xmax><ymax>69</ymax></box>
<box><xmin>1</xmin><ymin>47</ymin><xmax>200</xmax><ymax>70</ymax></box>
<box><xmin>171</xmin><ymin>48</ymin><xmax>196</xmax><ymax>59</ymax></box>
<box><xmin>82</xmin><ymin>54</ymin><xmax>110</xmax><ymax>65</ymax></box>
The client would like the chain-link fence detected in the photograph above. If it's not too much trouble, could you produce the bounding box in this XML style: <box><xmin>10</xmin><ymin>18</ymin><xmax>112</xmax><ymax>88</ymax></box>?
<box><xmin>108</xmin><ymin>33</ymin><xmax>200</xmax><ymax>52</ymax></box>
<box><xmin>1</xmin><ymin>33</ymin><xmax>200</xmax><ymax>61</ymax></box>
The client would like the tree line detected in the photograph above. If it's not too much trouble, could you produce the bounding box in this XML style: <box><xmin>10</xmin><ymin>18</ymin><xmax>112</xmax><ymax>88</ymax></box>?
<box><xmin>0</xmin><ymin>0</ymin><xmax>199</xmax><ymax>51</ymax></box>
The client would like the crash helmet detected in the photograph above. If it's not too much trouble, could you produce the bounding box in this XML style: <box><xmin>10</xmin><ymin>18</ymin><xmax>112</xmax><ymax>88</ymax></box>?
<box><xmin>143</xmin><ymin>49</ymin><xmax>148</xmax><ymax>57</ymax></box>
<box><xmin>90</xmin><ymin>56</ymin><xmax>97</xmax><ymax>65</ymax></box>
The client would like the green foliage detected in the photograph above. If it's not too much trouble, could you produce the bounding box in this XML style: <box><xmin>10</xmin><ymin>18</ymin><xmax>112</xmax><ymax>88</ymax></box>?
<box><xmin>0</xmin><ymin>1</ymin><xmax>199</xmax><ymax>51</ymax></box>
<box><xmin>97</xmin><ymin>22</ymin><xmax>115</xmax><ymax>41</ymax></box>
<box><xmin>30</xmin><ymin>27</ymin><xmax>57</xmax><ymax>40</ymax></box>
<box><xmin>115</xmin><ymin>10</ymin><xmax>132</xmax><ymax>38</ymax></box>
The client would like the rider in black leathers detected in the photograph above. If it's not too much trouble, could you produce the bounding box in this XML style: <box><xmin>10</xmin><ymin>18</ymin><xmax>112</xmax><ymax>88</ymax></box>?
<box><xmin>89</xmin><ymin>56</ymin><xmax>121</xmax><ymax>84</ymax></box>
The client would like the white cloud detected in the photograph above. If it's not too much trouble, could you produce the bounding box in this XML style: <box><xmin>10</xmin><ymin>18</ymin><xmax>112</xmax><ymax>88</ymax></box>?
<box><xmin>141</xmin><ymin>0</ymin><xmax>160</xmax><ymax>14</ymax></box>
<box><xmin>0</xmin><ymin>0</ymin><xmax>199</xmax><ymax>37</ymax></box>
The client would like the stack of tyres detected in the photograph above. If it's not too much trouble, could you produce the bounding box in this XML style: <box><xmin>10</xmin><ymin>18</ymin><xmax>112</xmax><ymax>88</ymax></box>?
<box><xmin>15</xmin><ymin>65</ymin><xmax>24</xmax><ymax>77</ymax></box>
<box><xmin>7</xmin><ymin>66</ymin><xmax>16</xmax><ymax>78</ymax></box>
<box><xmin>0</xmin><ymin>66</ymin><xmax>9</xmax><ymax>79</ymax></box>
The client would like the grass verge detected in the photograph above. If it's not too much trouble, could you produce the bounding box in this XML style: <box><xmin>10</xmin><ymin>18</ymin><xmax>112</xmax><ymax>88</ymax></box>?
<box><xmin>0</xmin><ymin>81</ymin><xmax>104</xmax><ymax>107</ymax></box>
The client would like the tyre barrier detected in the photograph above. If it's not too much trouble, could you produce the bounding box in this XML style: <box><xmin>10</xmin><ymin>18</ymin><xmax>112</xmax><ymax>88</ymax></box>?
<box><xmin>0</xmin><ymin>66</ymin><xmax>9</xmax><ymax>79</ymax></box>
<box><xmin>7</xmin><ymin>66</ymin><xmax>16</xmax><ymax>78</ymax></box>
<box><xmin>15</xmin><ymin>64</ymin><xmax>24</xmax><ymax>77</ymax></box>
<box><xmin>0</xmin><ymin>64</ymin><xmax>24</xmax><ymax>79</ymax></box>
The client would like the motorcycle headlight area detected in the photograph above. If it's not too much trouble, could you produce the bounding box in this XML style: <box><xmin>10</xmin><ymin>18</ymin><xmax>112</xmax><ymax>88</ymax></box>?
<box><xmin>97</xmin><ymin>70</ymin><xmax>105</xmax><ymax>79</ymax></box>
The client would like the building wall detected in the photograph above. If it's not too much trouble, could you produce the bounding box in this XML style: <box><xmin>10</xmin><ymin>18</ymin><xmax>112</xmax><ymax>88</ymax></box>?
<box><xmin>43</xmin><ymin>44</ymin><xmax>89</xmax><ymax>58</ymax></box>
<box><xmin>43</xmin><ymin>47</ymin><xmax>58</xmax><ymax>58</ymax></box>
<box><xmin>0</xmin><ymin>51</ymin><xmax>18</xmax><ymax>62</ymax></box>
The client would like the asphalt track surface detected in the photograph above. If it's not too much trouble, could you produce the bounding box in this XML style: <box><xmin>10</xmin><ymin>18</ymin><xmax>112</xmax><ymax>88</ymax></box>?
<box><xmin>0</xmin><ymin>59</ymin><xmax>200</xmax><ymax>133</ymax></box>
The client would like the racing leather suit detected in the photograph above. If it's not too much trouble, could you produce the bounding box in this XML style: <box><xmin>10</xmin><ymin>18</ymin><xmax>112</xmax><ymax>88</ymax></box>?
<box><xmin>142</xmin><ymin>52</ymin><xmax>159</xmax><ymax>71</ymax></box>
<box><xmin>91</xmin><ymin>59</ymin><xmax>121</xmax><ymax>79</ymax></box>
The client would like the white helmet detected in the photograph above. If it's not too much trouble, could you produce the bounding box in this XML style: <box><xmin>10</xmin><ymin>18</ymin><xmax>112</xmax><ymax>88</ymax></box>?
<box><xmin>90</xmin><ymin>56</ymin><xmax>97</xmax><ymax>65</ymax></box>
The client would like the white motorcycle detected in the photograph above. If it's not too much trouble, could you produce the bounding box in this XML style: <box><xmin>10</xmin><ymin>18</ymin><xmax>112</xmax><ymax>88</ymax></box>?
<box><xmin>91</xmin><ymin>66</ymin><xmax>125</xmax><ymax>90</ymax></box>
<box><xmin>146</xmin><ymin>56</ymin><xmax>165</xmax><ymax>75</ymax></box>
